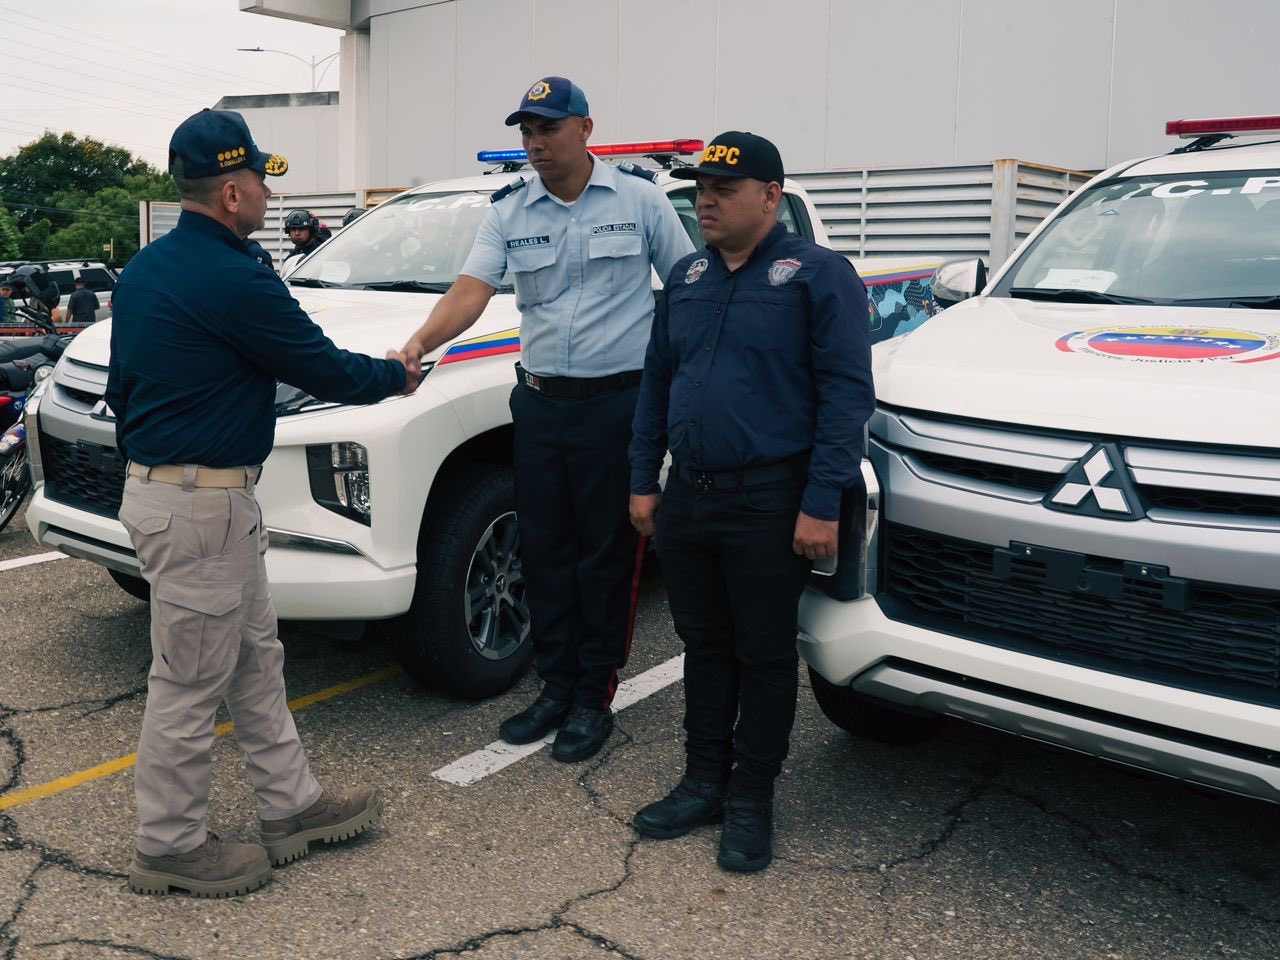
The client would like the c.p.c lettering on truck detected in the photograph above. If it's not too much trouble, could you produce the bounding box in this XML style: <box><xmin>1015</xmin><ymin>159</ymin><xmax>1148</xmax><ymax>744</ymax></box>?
<box><xmin>801</xmin><ymin>114</ymin><xmax>1280</xmax><ymax>805</ymax></box>
<box><xmin>23</xmin><ymin>138</ymin><xmax>940</xmax><ymax>701</ymax></box>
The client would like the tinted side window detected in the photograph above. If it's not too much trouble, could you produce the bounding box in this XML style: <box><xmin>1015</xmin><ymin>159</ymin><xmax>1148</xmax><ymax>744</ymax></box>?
<box><xmin>80</xmin><ymin>269</ymin><xmax>114</xmax><ymax>292</ymax></box>
<box><xmin>666</xmin><ymin>189</ymin><xmax>702</xmax><ymax>248</ymax></box>
<box><xmin>778</xmin><ymin>193</ymin><xmax>814</xmax><ymax>240</ymax></box>
<box><xmin>46</xmin><ymin>270</ymin><xmax>74</xmax><ymax>292</ymax></box>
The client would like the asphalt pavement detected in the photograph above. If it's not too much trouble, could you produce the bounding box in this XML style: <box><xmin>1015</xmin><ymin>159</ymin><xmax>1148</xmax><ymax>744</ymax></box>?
<box><xmin>1</xmin><ymin>502</ymin><xmax>1278</xmax><ymax>960</ymax></box>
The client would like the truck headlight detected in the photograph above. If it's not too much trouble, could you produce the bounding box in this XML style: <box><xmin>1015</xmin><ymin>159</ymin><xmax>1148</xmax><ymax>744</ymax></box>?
<box><xmin>306</xmin><ymin>442</ymin><xmax>371</xmax><ymax>525</ymax></box>
<box><xmin>25</xmin><ymin>376</ymin><xmax>50</xmax><ymax>484</ymax></box>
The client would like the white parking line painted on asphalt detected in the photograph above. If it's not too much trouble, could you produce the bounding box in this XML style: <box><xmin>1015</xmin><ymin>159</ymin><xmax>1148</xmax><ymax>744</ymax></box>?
<box><xmin>0</xmin><ymin>551</ymin><xmax>66</xmax><ymax>573</ymax></box>
<box><xmin>431</xmin><ymin>653</ymin><xmax>686</xmax><ymax>787</ymax></box>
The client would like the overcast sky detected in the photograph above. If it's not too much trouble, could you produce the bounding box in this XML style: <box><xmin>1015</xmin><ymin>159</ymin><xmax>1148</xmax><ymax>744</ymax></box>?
<box><xmin>0</xmin><ymin>0</ymin><xmax>343</xmax><ymax>170</ymax></box>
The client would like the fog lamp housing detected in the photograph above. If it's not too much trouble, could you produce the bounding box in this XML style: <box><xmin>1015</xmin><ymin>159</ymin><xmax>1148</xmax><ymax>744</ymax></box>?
<box><xmin>306</xmin><ymin>442</ymin><xmax>371</xmax><ymax>525</ymax></box>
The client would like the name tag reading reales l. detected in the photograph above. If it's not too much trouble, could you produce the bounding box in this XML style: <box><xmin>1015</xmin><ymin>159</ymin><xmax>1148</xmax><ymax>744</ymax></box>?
<box><xmin>506</xmin><ymin>235</ymin><xmax>552</xmax><ymax>249</ymax></box>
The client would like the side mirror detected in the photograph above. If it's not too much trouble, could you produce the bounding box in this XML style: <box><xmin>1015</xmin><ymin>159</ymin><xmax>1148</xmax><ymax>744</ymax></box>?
<box><xmin>931</xmin><ymin>257</ymin><xmax>987</xmax><ymax>309</ymax></box>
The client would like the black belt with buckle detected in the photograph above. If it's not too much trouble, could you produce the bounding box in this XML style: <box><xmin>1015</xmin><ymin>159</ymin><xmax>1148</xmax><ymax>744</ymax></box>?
<box><xmin>515</xmin><ymin>362</ymin><xmax>642</xmax><ymax>400</ymax></box>
<box><xmin>671</xmin><ymin>457</ymin><xmax>809</xmax><ymax>492</ymax></box>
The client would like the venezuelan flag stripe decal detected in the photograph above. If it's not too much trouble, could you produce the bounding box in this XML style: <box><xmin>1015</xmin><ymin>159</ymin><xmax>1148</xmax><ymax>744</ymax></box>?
<box><xmin>437</xmin><ymin>327</ymin><xmax>521</xmax><ymax>365</ymax></box>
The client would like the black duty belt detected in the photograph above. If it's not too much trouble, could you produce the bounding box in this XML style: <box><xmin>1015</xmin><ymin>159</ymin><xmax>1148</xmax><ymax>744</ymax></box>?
<box><xmin>671</xmin><ymin>457</ymin><xmax>809</xmax><ymax>492</ymax></box>
<box><xmin>516</xmin><ymin>363</ymin><xmax>642</xmax><ymax>400</ymax></box>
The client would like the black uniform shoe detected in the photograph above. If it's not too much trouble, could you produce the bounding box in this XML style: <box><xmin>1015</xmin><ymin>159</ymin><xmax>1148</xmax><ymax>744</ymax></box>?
<box><xmin>717</xmin><ymin>795</ymin><xmax>774</xmax><ymax>873</ymax></box>
<box><xmin>551</xmin><ymin>704</ymin><xmax>614</xmax><ymax>763</ymax></box>
<box><xmin>633</xmin><ymin>776</ymin><xmax>726</xmax><ymax>839</ymax></box>
<box><xmin>498</xmin><ymin>695</ymin><xmax>572</xmax><ymax>745</ymax></box>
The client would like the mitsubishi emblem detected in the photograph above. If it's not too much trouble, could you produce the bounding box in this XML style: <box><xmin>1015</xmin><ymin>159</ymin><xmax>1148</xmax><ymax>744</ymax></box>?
<box><xmin>1046</xmin><ymin>443</ymin><xmax>1143</xmax><ymax>520</ymax></box>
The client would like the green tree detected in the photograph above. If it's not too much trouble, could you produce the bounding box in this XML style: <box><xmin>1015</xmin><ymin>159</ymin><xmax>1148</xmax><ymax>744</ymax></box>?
<box><xmin>19</xmin><ymin>218</ymin><xmax>52</xmax><ymax>259</ymax></box>
<box><xmin>46</xmin><ymin>171</ymin><xmax>178</xmax><ymax>263</ymax></box>
<box><xmin>0</xmin><ymin>132</ymin><xmax>158</xmax><ymax>232</ymax></box>
<box><xmin>0</xmin><ymin>204</ymin><xmax>19</xmax><ymax>260</ymax></box>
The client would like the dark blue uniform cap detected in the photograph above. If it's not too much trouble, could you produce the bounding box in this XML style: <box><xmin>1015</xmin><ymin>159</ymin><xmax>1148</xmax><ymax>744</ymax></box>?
<box><xmin>168</xmin><ymin>108</ymin><xmax>289</xmax><ymax>180</ymax></box>
<box><xmin>670</xmin><ymin>131</ymin><xmax>784</xmax><ymax>184</ymax></box>
<box><xmin>504</xmin><ymin>77</ymin><xmax>590</xmax><ymax>126</ymax></box>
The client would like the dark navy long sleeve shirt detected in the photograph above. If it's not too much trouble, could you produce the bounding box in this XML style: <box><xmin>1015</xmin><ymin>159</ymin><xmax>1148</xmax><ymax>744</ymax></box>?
<box><xmin>106</xmin><ymin>210</ymin><xmax>406</xmax><ymax>468</ymax></box>
<box><xmin>629</xmin><ymin>223</ymin><xmax>874</xmax><ymax>521</ymax></box>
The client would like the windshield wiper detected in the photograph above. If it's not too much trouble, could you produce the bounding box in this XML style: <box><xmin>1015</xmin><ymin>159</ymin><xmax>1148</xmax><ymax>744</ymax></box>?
<box><xmin>288</xmin><ymin>277</ymin><xmax>341</xmax><ymax>288</ymax></box>
<box><xmin>361</xmin><ymin>280</ymin><xmax>453</xmax><ymax>293</ymax></box>
<box><xmin>1170</xmin><ymin>295</ymin><xmax>1280</xmax><ymax>310</ymax></box>
<box><xmin>1009</xmin><ymin>287</ymin><xmax>1154</xmax><ymax>305</ymax></box>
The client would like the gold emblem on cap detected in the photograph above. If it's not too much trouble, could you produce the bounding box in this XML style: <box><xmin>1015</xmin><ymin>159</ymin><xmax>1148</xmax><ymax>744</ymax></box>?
<box><xmin>527</xmin><ymin>81</ymin><xmax>551</xmax><ymax>102</ymax></box>
<box><xmin>264</xmin><ymin>155</ymin><xmax>289</xmax><ymax>176</ymax></box>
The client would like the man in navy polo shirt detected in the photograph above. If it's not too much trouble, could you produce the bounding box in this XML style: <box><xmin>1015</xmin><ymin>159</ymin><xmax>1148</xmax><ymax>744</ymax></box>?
<box><xmin>629</xmin><ymin>132</ymin><xmax>873</xmax><ymax>872</ymax></box>
<box><xmin>108</xmin><ymin>108</ymin><xmax>412</xmax><ymax>898</ymax></box>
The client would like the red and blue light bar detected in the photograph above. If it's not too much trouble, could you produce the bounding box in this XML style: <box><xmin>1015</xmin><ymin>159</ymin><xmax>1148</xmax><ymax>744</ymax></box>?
<box><xmin>478</xmin><ymin>139</ymin><xmax>704</xmax><ymax>164</ymax></box>
<box><xmin>1166</xmin><ymin>115</ymin><xmax>1280</xmax><ymax>138</ymax></box>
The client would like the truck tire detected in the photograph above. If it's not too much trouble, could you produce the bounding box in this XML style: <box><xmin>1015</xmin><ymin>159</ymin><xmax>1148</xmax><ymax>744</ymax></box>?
<box><xmin>0</xmin><ymin>445</ymin><xmax>29</xmax><ymax>533</ymax></box>
<box><xmin>807</xmin><ymin>666</ymin><xmax>940</xmax><ymax>745</ymax></box>
<box><xmin>108</xmin><ymin>569</ymin><xmax>150</xmax><ymax>603</ymax></box>
<box><xmin>393</xmin><ymin>465</ymin><xmax>533</xmax><ymax>699</ymax></box>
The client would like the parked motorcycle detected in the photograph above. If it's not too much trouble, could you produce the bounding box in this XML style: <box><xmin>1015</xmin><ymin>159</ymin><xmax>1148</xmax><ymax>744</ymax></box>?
<box><xmin>0</xmin><ymin>304</ymin><xmax>72</xmax><ymax>532</ymax></box>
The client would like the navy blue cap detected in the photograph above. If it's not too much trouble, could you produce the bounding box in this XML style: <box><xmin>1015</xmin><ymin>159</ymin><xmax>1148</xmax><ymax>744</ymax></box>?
<box><xmin>504</xmin><ymin>77</ymin><xmax>590</xmax><ymax>126</ymax></box>
<box><xmin>168</xmin><ymin>108</ymin><xmax>288</xmax><ymax>180</ymax></box>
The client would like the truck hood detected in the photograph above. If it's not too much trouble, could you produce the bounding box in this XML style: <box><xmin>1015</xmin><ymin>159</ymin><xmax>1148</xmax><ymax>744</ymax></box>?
<box><xmin>875</xmin><ymin>297</ymin><xmax>1280</xmax><ymax>448</ymax></box>
<box><xmin>61</xmin><ymin>287</ymin><xmax>522</xmax><ymax>367</ymax></box>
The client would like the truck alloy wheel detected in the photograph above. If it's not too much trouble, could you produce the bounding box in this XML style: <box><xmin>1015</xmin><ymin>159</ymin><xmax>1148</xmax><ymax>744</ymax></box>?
<box><xmin>0</xmin><ymin>446</ymin><xmax>30</xmax><ymax>533</ymax></box>
<box><xmin>393</xmin><ymin>466</ymin><xmax>533</xmax><ymax>698</ymax></box>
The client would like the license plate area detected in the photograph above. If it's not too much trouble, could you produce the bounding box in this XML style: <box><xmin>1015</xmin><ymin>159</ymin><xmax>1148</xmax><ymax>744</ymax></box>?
<box><xmin>993</xmin><ymin>541</ymin><xmax>1190</xmax><ymax>612</ymax></box>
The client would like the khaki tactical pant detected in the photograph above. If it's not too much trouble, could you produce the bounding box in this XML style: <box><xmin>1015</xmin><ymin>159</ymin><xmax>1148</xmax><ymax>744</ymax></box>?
<box><xmin>120</xmin><ymin>466</ymin><xmax>320</xmax><ymax>856</ymax></box>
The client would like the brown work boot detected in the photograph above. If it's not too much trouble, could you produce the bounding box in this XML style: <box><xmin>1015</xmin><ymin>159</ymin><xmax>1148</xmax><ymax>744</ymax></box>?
<box><xmin>260</xmin><ymin>784</ymin><xmax>384</xmax><ymax>866</ymax></box>
<box><xmin>129</xmin><ymin>833</ymin><xmax>272</xmax><ymax>898</ymax></box>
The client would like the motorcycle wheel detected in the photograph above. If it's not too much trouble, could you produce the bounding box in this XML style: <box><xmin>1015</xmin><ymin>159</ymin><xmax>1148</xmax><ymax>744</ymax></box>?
<box><xmin>0</xmin><ymin>444</ymin><xmax>31</xmax><ymax>533</ymax></box>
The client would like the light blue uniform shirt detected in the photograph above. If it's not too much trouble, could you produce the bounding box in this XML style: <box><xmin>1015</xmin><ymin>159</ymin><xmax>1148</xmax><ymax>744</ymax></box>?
<box><xmin>460</xmin><ymin>158</ymin><xmax>694</xmax><ymax>377</ymax></box>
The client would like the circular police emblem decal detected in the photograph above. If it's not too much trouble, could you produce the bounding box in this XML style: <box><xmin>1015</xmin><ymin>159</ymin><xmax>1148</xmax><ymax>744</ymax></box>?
<box><xmin>1054</xmin><ymin>325</ymin><xmax>1280</xmax><ymax>364</ymax></box>
<box><xmin>527</xmin><ymin>81</ymin><xmax>551</xmax><ymax>102</ymax></box>
<box><xmin>768</xmin><ymin>258</ymin><xmax>801</xmax><ymax>286</ymax></box>
<box><xmin>684</xmin><ymin>257</ymin><xmax>709</xmax><ymax>284</ymax></box>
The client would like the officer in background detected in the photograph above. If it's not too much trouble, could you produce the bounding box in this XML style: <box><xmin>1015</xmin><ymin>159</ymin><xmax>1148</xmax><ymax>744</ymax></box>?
<box><xmin>284</xmin><ymin>208</ymin><xmax>331</xmax><ymax>258</ymax></box>
<box><xmin>629</xmin><ymin>132</ymin><xmax>873</xmax><ymax>872</ymax></box>
<box><xmin>401</xmin><ymin>76</ymin><xmax>693</xmax><ymax>762</ymax></box>
<box><xmin>108</xmin><ymin>108</ymin><xmax>412</xmax><ymax>898</ymax></box>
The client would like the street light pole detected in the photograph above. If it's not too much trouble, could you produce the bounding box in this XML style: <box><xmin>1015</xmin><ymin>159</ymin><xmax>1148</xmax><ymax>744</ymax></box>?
<box><xmin>236</xmin><ymin>47</ymin><xmax>341</xmax><ymax>91</ymax></box>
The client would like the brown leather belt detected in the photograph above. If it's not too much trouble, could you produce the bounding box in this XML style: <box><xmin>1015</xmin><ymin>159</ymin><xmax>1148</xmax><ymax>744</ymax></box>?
<box><xmin>127</xmin><ymin>462</ymin><xmax>257</xmax><ymax>489</ymax></box>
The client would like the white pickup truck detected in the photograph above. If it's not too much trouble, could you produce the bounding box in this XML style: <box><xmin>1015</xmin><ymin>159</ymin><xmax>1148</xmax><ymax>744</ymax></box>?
<box><xmin>24</xmin><ymin>139</ymin><xmax>940</xmax><ymax>699</ymax></box>
<box><xmin>800</xmin><ymin>115</ymin><xmax>1280</xmax><ymax>805</ymax></box>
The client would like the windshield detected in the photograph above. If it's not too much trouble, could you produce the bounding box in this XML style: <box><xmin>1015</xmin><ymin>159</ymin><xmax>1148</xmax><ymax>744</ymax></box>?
<box><xmin>994</xmin><ymin>169</ymin><xmax>1280</xmax><ymax>305</ymax></box>
<box><xmin>289</xmin><ymin>190</ymin><xmax>511</xmax><ymax>291</ymax></box>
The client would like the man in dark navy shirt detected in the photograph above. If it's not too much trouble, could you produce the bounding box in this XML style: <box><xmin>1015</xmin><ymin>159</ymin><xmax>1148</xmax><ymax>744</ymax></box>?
<box><xmin>66</xmin><ymin>277</ymin><xmax>101</xmax><ymax>326</ymax></box>
<box><xmin>108</xmin><ymin>109</ymin><xmax>410</xmax><ymax>899</ymax></box>
<box><xmin>629</xmin><ymin>132</ymin><xmax>873</xmax><ymax>873</ymax></box>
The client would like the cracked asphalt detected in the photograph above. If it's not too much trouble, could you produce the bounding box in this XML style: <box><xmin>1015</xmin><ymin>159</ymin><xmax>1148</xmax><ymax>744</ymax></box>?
<box><xmin>2</xmin><ymin>503</ymin><xmax>1278</xmax><ymax>960</ymax></box>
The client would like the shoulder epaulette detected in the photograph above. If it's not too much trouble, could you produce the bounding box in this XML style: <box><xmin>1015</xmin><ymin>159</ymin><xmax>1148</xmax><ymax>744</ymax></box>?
<box><xmin>617</xmin><ymin>162</ymin><xmax>658</xmax><ymax>183</ymax></box>
<box><xmin>490</xmin><ymin>177</ymin><xmax>528</xmax><ymax>204</ymax></box>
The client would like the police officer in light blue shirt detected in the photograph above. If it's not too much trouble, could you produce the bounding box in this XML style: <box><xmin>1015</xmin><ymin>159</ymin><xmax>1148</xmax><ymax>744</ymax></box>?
<box><xmin>403</xmin><ymin>76</ymin><xmax>693</xmax><ymax>762</ymax></box>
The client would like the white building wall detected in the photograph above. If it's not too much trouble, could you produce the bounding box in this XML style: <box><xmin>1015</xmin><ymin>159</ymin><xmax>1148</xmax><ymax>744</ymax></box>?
<box><xmin>221</xmin><ymin>100</ymin><xmax>342</xmax><ymax>193</ymax></box>
<box><xmin>252</xmin><ymin>0</ymin><xmax>1280</xmax><ymax>190</ymax></box>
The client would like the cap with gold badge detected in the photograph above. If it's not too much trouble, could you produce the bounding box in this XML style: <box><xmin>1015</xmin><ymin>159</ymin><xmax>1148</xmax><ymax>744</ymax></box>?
<box><xmin>504</xmin><ymin>76</ymin><xmax>590</xmax><ymax>126</ymax></box>
<box><xmin>168</xmin><ymin>108</ymin><xmax>289</xmax><ymax>179</ymax></box>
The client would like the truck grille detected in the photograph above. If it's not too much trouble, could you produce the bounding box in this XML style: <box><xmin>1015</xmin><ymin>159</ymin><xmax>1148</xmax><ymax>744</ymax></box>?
<box><xmin>881</xmin><ymin>522</ymin><xmax>1280</xmax><ymax>707</ymax></box>
<box><xmin>41</xmin><ymin>433</ymin><xmax>126</xmax><ymax>517</ymax></box>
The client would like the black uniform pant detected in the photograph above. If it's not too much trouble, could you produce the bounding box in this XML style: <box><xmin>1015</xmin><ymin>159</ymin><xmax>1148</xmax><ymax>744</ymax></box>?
<box><xmin>510</xmin><ymin>381</ymin><xmax>644</xmax><ymax>709</ymax></box>
<box><xmin>656</xmin><ymin>472</ymin><xmax>812</xmax><ymax>800</ymax></box>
